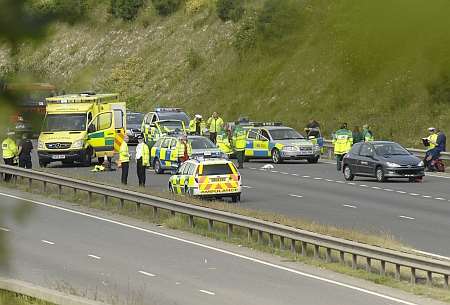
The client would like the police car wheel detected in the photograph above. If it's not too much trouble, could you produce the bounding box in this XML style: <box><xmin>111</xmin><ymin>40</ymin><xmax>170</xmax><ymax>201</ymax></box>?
<box><xmin>272</xmin><ymin>149</ymin><xmax>283</xmax><ymax>164</ymax></box>
<box><xmin>343</xmin><ymin>165</ymin><xmax>354</xmax><ymax>181</ymax></box>
<box><xmin>307</xmin><ymin>157</ymin><xmax>319</xmax><ymax>164</ymax></box>
<box><xmin>154</xmin><ymin>159</ymin><xmax>163</xmax><ymax>174</ymax></box>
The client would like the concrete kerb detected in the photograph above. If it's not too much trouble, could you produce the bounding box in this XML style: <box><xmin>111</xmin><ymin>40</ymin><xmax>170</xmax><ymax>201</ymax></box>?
<box><xmin>0</xmin><ymin>277</ymin><xmax>109</xmax><ymax>305</ymax></box>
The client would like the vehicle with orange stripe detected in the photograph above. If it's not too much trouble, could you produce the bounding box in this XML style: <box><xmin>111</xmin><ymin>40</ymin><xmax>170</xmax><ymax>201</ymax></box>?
<box><xmin>168</xmin><ymin>158</ymin><xmax>242</xmax><ymax>202</ymax></box>
<box><xmin>38</xmin><ymin>92</ymin><xmax>126</xmax><ymax>167</ymax></box>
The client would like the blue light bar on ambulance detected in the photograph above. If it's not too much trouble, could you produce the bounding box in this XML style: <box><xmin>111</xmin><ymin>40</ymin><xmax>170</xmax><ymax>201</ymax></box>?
<box><xmin>154</xmin><ymin>107</ymin><xmax>183</xmax><ymax>112</ymax></box>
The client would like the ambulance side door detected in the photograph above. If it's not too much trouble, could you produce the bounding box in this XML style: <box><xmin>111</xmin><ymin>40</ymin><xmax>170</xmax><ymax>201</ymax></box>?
<box><xmin>87</xmin><ymin>111</ymin><xmax>116</xmax><ymax>153</ymax></box>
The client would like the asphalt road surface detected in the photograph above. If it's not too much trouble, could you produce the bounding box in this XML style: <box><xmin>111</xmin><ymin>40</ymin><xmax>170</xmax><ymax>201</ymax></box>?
<box><xmin>0</xmin><ymin>191</ymin><xmax>443</xmax><ymax>305</ymax></box>
<box><xmin>27</xmin><ymin>148</ymin><xmax>450</xmax><ymax>258</ymax></box>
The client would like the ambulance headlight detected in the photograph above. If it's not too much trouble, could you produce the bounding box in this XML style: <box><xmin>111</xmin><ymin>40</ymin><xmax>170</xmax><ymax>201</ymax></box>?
<box><xmin>72</xmin><ymin>140</ymin><xmax>84</xmax><ymax>149</ymax></box>
<box><xmin>38</xmin><ymin>140</ymin><xmax>44</xmax><ymax>149</ymax></box>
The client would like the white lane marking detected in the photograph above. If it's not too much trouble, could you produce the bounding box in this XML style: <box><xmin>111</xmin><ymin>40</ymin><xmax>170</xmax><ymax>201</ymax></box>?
<box><xmin>302</xmin><ymin>175</ymin><xmax>310</xmax><ymax>178</ymax></box>
<box><xmin>426</xmin><ymin>173</ymin><xmax>450</xmax><ymax>179</ymax></box>
<box><xmin>347</xmin><ymin>182</ymin><xmax>355</xmax><ymax>185</ymax></box>
<box><xmin>280</xmin><ymin>172</ymin><xmax>289</xmax><ymax>175</ymax></box>
<box><xmin>0</xmin><ymin>227</ymin><xmax>10</xmax><ymax>232</ymax></box>
<box><xmin>422</xmin><ymin>195</ymin><xmax>432</xmax><ymax>198</ymax></box>
<box><xmin>271</xmin><ymin>170</ymin><xmax>279</xmax><ymax>173</ymax></box>
<box><xmin>242</xmin><ymin>185</ymin><xmax>253</xmax><ymax>189</ymax></box>
<box><xmin>199</xmin><ymin>290</ymin><xmax>215</xmax><ymax>296</ymax></box>
<box><xmin>342</xmin><ymin>204</ymin><xmax>357</xmax><ymax>209</ymax></box>
<box><xmin>41</xmin><ymin>240</ymin><xmax>55</xmax><ymax>245</ymax></box>
<box><xmin>398</xmin><ymin>215</ymin><xmax>415</xmax><ymax>220</ymax></box>
<box><xmin>88</xmin><ymin>254</ymin><xmax>101</xmax><ymax>260</ymax></box>
<box><xmin>291</xmin><ymin>173</ymin><xmax>298</xmax><ymax>176</ymax></box>
<box><xmin>408</xmin><ymin>193</ymin><xmax>419</xmax><ymax>196</ymax></box>
<box><xmin>288</xmin><ymin>194</ymin><xmax>303</xmax><ymax>198</ymax></box>
<box><xmin>313</xmin><ymin>177</ymin><xmax>323</xmax><ymax>180</ymax></box>
<box><xmin>396</xmin><ymin>191</ymin><xmax>406</xmax><ymax>194</ymax></box>
<box><xmin>335</xmin><ymin>181</ymin><xmax>344</xmax><ymax>184</ymax></box>
<box><xmin>0</xmin><ymin>191</ymin><xmax>421</xmax><ymax>305</ymax></box>
<box><xmin>139</xmin><ymin>270</ymin><xmax>156</xmax><ymax>277</ymax></box>
<box><xmin>326</xmin><ymin>179</ymin><xmax>334</xmax><ymax>182</ymax></box>
<box><xmin>383</xmin><ymin>189</ymin><xmax>394</xmax><ymax>192</ymax></box>
<box><xmin>359</xmin><ymin>184</ymin><xmax>368</xmax><ymax>187</ymax></box>
<box><xmin>371</xmin><ymin>186</ymin><xmax>381</xmax><ymax>190</ymax></box>
<box><xmin>249</xmin><ymin>167</ymin><xmax>257</xmax><ymax>170</ymax></box>
<box><xmin>408</xmin><ymin>249</ymin><xmax>450</xmax><ymax>261</ymax></box>
<box><xmin>435</xmin><ymin>197</ymin><xmax>446</xmax><ymax>201</ymax></box>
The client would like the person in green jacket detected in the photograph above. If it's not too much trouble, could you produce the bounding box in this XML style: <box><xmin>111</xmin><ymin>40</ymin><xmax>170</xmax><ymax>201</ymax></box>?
<box><xmin>352</xmin><ymin>126</ymin><xmax>364</xmax><ymax>144</ymax></box>
<box><xmin>207</xmin><ymin>112</ymin><xmax>224</xmax><ymax>144</ymax></box>
<box><xmin>332</xmin><ymin>123</ymin><xmax>353</xmax><ymax>171</ymax></box>
<box><xmin>232</xmin><ymin>121</ymin><xmax>247</xmax><ymax>169</ymax></box>
<box><xmin>2</xmin><ymin>131</ymin><xmax>18</xmax><ymax>181</ymax></box>
<box><xmin>362</xmin><ymin>124</ymin><xmax>374</xmax><ymax>142</ymax></box>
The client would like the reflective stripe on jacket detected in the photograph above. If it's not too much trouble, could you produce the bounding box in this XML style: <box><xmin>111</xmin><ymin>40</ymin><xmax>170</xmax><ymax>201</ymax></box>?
<box><xmin>142</xmin><ymin>144</ymin><xmax>150</xmax><ymax>166</ymax></box>
<box><xmin>2</xmin><ymin>137</ymin><xmax>18</xmax><ymax>159</ymax></box>
<box><xmin>119</xmin><ymin>142</ymin><xmax>130</xmax><ymax>162</ymax></box>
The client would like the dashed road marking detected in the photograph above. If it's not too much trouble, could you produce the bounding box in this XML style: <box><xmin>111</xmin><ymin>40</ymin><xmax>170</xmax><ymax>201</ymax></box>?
<box><xmin>342</xmin><ymin>204</ymin><xmax>357</xmax><ymax>209</ymax></box>
<box><xmin>383</xmin><ymin>189</ymin><xmax>394</xmax><ymax>192</ymax></box>
<box><xmin>288</xmin><ymin>194</ymin><xmax>303</xmax><ymax>198</ymax></box>
<box><xmin>242</xmin><ymin>186</ymin><xmax>253</xmax><ymax>189</ymax></box>
<box><xmin>313</xmin><ymin>177</ymin><xmax>323</xmax><ymax>180</ymax></box>
<box><xmin>435</xmin><ymin>197</ymin><xmax>446</xmax><ymax>201</ymax></box>
<box><xmin>396</xmin><ymin>191</ymin><xmax>406</xmax><ymax>194</ymax></box>
<box><xmin>359</xmin><ymin>185</ymin><xmax>368</xmax><ymax>187</ymax></box>
<box><xmin>88</xmin><ymin>254</ymin><xmax>101</xmax><ymax>260</ymax></box>
<box><xmin>0</xmin><ymin>227</ymin><xmax>10</xmax><ymax>232</ymax></box>
<box><xmin>398</xmin><ymin>215</ymin><xmax>415</xmax><ymax>220</ymax></box>
<box><xmin>199</xmin><ymin>290</ymin><xmax>215</xmax><ymax>296</ymax></box>
<box><xmin>335</xmin><ymin>181</ymin><xmax>344</xmax><ymax>184</ymax></box>
<box><xmin>280</xmin><ymin>172</ymin><xmax>289</xmax><ymax>175</ymax></box>
<box><xmin>139</xmin><ymin>270</ymin><xmax>156</xmax><ymax>277</ymax></box>
<box><xmin>41</xmin><ymin>240</ymin><xmax>55</xmax><ymax>245</ymax></box>
<box><xmin>302</xmin><ymin>175</ymin><xmax>310</xmax><ymax>178</ymax></box>
<box><xmin>249</xmin><ymin>167</ymin><xmax>257</xmax><ymax>170</ymax></box>
<box><xmin>271</xmin><ymin>170</ymin><xmax>279</xmax><ymax>173</ymax></box>
<box><xmin>371</xmin><ymin>186</ymin><xmax>381</xmax><ymax>190</ymax></box>
<box><xmin>423</xmin><ymin>195</ymin><xmax>432</xmax><ymax>198</ymax></box>
<box><xmin>326</xmin><ymin>179</ymin><xmax>334</xmax><ymax>182</ymax></box>
<box><xmin>409</xmin><ymin>193</ymin><xmax>419</xmax><ymax>196</ymax></box>
<box><xmin>291</xmin><ymin>173</ymin><xmax>298</xmax><ymax>176</ymax></box>
<box><xmin>347</xmin><ymin>182</ymin><xmax>355</xmax><ymax>185</ymax></box>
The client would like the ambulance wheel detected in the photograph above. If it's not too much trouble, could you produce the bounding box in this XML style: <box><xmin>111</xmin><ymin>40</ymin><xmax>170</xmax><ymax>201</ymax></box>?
<box><xmin>154</xmin><ymin>159</ymin><xmax>163</xmax><ymax>174</ymax></box>
<box><xmin>307</xmin><ymin>157</ymin><xmax>319</xmax><ymax>164</ymax></box>
<box><xmin>231</xmin><ymin>194</ymin><xmax>240</xmax><ymax>203</ymax></box>
<box><xmin>272</xmin><ymin>149</ymin><xmax>283</xmax><ymax>164</ymax></box>
<box><xmin>98</xmin><ymin>157</ymin><xmax>104</xmax><ymax>165</ymax></box>
<box><xmin>343</xmin><ymin>165</ymin><xmax>354</xmax><ymax>181</ymax></box>
<box><xmin>82</xmin><ymin>148</ymin><xmax>92</xmax><ymax>167</ymax></box>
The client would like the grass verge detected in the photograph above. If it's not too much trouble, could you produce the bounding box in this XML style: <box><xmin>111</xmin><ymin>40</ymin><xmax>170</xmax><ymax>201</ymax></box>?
<box><xmin>2</xmin><ymin>177</ymin><xmax>450</xmax><ymax>303</ymax></box>
<box><xmin>0</xmin><ymin>289</ymin><xmax>55</xmax><ymax>305</ymax></box>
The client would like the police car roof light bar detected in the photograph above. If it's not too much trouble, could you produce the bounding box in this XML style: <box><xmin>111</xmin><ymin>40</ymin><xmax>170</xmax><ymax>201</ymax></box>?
<box><xmin>154</xmin><ymin>107</ymin><xmax>183</xmax><ymax>112</ymax></box>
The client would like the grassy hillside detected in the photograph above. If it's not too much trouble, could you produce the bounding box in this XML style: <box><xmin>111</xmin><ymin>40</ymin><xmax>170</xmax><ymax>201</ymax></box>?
<box><xmin>2</xmin><ymin>0</ymin><xmax>450</xmax><ymax>146</ymax></box>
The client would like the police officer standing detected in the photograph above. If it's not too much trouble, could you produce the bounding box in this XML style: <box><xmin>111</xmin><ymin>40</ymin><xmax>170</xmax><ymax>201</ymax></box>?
<box><xmin>332</xmin><ymin>123</ymin><xmax>353</xmax><ymax>171</ymax></box>
<box><xmin>119</xmin><ymin>135</ymin><xmax>130</xmax><ymax>185</ymax></box>
<box><xmin>207</xmin><ymin>112</ymin><xmax>224</xmax><ymax>144</ymax></box>
<box><xmin>2</xmin><ymin>130</ymin><xmax>18</xmax><ymax>181</ymax></box>
<box><xmin>362</xmin><ymin>124</ymin><xmax>374</xmax><ymax>142</ymax></box>
<box><xmin>18</xmin><ymin>133</ymin><xmax>33</xmax><ymax>169</ymax></box>
<box><xmin>233</xmin><ymin>121</ymin><xmax>246</xmax><ymax>169</ymax></box>
<box><xmin>135</xmin><ymin>135</ymin><xmax>150</xmax><ymax>187</ymax></box>
<box><xmin>189</xmin><ymin>114</ymin><xmax>204</xmax><ymax>136</ymax></box>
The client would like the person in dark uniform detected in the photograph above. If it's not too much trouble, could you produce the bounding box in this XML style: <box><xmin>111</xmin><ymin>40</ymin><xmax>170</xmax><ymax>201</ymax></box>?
<box><xmin>18</xmin><ymin>133</ymin><xmax>33</xmax><ymax>169</ymax></box>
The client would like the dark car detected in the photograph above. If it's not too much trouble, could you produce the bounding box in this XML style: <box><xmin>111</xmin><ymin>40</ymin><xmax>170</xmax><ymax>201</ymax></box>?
<box><xmin>342</xmin><ymin>141</ymin><xmax>425</xmax><ymax>182</ymax></box>
<box><xmin>126</xmin><ymin>111</ymin><xmax>145</xmax><ymax>144</ymax></box>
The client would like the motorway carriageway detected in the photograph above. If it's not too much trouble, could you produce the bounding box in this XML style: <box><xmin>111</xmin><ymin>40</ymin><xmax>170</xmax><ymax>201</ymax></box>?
<box><xmin>0</xmin><ymin>191</ymin><xmax>445</xmax><ymax>305</ymax></box>
<box><xmin>32</xmin><ymin>149</ymin><xmax>450</xmax><ymax>258</ymax></box>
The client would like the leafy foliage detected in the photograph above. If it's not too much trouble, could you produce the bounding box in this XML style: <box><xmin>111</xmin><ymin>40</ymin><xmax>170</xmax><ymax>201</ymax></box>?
<box><xmin>151</xmin><ymin>0</ymin><xmax>181</xmax><ymax>16</ymax></box>
<box><xmin>111</xmin><ymin>0</ymin><xmax>145</xmax><ymax>20</ymax></box>
<box><xmin>30</xmin><ymin>0</ymin><xmax>89</xmax><ymax>24</ymax></box>
<box><xmin>216</xmin><ymin>0</ymin><xmax>244</xmax><ymax>22</ymax></box>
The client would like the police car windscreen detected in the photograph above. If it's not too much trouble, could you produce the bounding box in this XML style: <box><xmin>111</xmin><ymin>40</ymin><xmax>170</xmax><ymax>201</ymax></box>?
<box><xmin>158</xmin><ymin>112</ymin><xmax>190</xmax><ymax>125</ymax></box>
<box><xmin>202</xmin><ymin>164</ymin><xmax>233</xmax><ymax>175</ymax></box>
<box><xmin>270</xmin><ymin>129</ymin><xmax>304</xmax><ymax>140</ymax></box>
<box><xmin>160</xmin><ymin>120</ymin><xmax>184</xmax><ymax>131</ymax></box>
<box><xmin>189</xmin><ymin>137</ymin><xmax>216</xmax><ymax>149</ymax></box>
<box><xmin>43</xmin><ymin>114</ymin><xmax>86</xmax><ymax>132</ymax></box>
<box><xmin>374</xmin><ymin>143</ymin><xmax>409</xmax><ymax>156</ymax></box>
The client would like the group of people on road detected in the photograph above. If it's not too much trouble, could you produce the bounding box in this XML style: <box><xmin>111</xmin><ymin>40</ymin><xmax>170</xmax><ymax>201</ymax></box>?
<box><xmin>118</xmin><ymin>134</ymin><xmax>151</xmax><ymax>186</ymax></box>
<box><xmin>332</xmin><ymin>123</ymin><xmax>374</xmax><ymax>171</ymax></box>
<box><xmin>1</xmin><ymin>131</ymin><xmax>33</xmax><ymax>181</ymax></box>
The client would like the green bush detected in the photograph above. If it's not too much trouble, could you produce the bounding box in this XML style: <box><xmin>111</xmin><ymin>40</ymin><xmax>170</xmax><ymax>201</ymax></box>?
<box><xmin>111</xmin><ymin>0</ymin><xmax>145</xmax><ymax>20</ymax></box>
<box><xmin>151</xmin><ymin>0</ymin><xmax>181</xmax><ymax>16</ymax></box>
<box><xmin>233</xmin><ymin>13</ymin><xmax>257</xmax><ymax>55</ymax></box>
<box><xmin>30</xmin><ymin>0</ymin><xmax>88</xmax><ymax>23</ymax></box>
<box><xmin>216</xmin><ymin>0</ymin><xmax>244</xmax><ymax>22</ymax></box>
<box><xmin>257</xmin><ymin>0</ymin><xmax>302</xmax><ymax>41</ymax></box>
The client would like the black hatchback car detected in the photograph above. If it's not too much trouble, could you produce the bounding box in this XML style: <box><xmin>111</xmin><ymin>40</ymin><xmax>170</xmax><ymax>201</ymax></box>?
<box><xmin>342</xmin><ymin>141</ymin><xmax>425</xmax><ymax>182</ymax></box>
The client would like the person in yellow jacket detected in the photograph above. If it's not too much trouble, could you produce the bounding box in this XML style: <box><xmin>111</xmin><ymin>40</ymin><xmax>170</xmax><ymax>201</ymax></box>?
<box><xmin>2</xmin><ymin>131</ymin><xmax>18</xmax><ymax>182</ymax></box>
<box><xmin>136</xmin><ymin>135</ymin><xmax>150</xmax><ymax>187</ymax></box>
<box><xmin>119</xmin><ymin>135</ymin><xmax>130</xmax><ymax>185</ymax></box>
<box><xmin>207</xmin><ymin>112</ymin><xmax>224</xmax><ymax>144</ymax></box>
<box><xmin>332</xmin><ymin>123</ymin><xmax>353</xmax><ymax>171</ymax></box>
<box><xmin>189</xmin><ymin>114</ymin><xmax>206</xmax><ymax>136</ymax></box>
<box><xmin>176</xmin><ymin>135</ymin><xmax>192</xmax><ymax>163</ymax></box>
<box><xmin>232</xmin><ymin>121</ymin><xmax>247</xmax><ymax>169</ymax></box>
<box><xmin>217</xmin><ymin>127</ymin><xmax>233</xmax><ymax>156</ymax></box>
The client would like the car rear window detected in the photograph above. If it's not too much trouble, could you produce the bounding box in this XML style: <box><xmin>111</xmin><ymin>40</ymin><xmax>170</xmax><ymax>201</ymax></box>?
<box><xmin>202</xmin><ymin>164</ymin><xmax>233</xmax><ymax>175</ymax></box>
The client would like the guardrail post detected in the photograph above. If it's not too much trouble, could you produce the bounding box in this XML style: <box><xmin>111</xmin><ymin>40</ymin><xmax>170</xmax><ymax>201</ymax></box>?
<box><xmin>188</xmin><ymin>215</ymin><xmax>194</xmax><ymax>227</ymax></box>
<box><xmin>87</xmin><ymin>192</ymin><xmax>92</xmax><ymax>206</ymax></box>
<box><xmin>290</xmin><ymin>240</ymin><xmax>296</xmax><ymax>255</ymax></box>
<box><xmin>395</xmin><ymin>264</ymin><xmax>401</xmax><ymax>280</ymax></box>
<box><xmin>339</xmin><ymin>251</ymin><xmax>345</xmax><ymax>264</ymax></box>
<box><xmin>170</xmin><ymin>210</ymin><xmax>176</xmax><ymax>216</ymax></box>
<box><xmin>247</xmin><ymin>228</ymin><xmax>252</xmax><ymax>241</ymax></box>
<box><xmin>58</xmin><ymin>185</ymin><xmax>62</xmax><ymax>197</ymax></box>
<box><xmin>208</xmin><ymin>219</ymin><xmax>213</xmax><ymax>231</ymax></box>
<box><xmin>301</xmin><ymin>241</ymin><xmax>307</xmax><ymax>256</ymax></box>
<box><xmin>366</xmin><ymin>258</ymin><xmax>371</xmax><ymax>272</ymax></box>
<box><xmin>258</xmin><ymin>231</ymin><xmax>263</xmax><ymax>244</ymax></box>
<box><xmin>153</xmin><ymin>206</ymin><xmax>158</xmax><ymax>218</ymax></box>
<box><xmin>380</xmin><ymin>261</ymin><xmax>386</xmax><ymax>276</ymax></box>
<box><xmin>314</xmin><ymin>245</ymin><xmax>319</xmax><ymax>259</ymax></box>
<box><xmin>444</xmin><ymin>275</ymin><xmax>449</xmax><ymax>289</ymax></box>
<box><xmin>227</xmin><ymin>224</ymin><xmax>233</xmax><ymax>238</ymax></box>
<box><xmin>73</xmin><ymin>188</ymin><xmax>77</xmax><ymax>200</ymax></box>
<box><xmin>136</xmin><ymin>202</ymin><xmax>141</xmax><ymax>212</ymax></box>
<box><xmin>104</xmin><ymin>195</ymin><xmax>108</xmax><ymax>206</ymax></box>
<box><xmin>268</xmin><ymin>234</ymin><xmax>274</xmax><ymax>247</ymax></box>
<box><xmin>426</xmin><ymin>271</ymin><xmax>432</xmax><ymax>286</ymax></box>
<box><xmin>120</xmin><ymin>199</ymin><xmax>124</xmax><ymax>209</ymax></box>
<box><xmin>352</xmin><ymin>254</ymin><xmax>357</xmax><ymax>269</ymax></box>
<box><xmin>43</xmin><ymin>181</ymin><xmax>47</xmax><ymax>193</ymax></box>
<box><xmin>28</xmin><ymin>178</ymin><xmax>32</xmax><ymax>191</ymax></box>
<box><xmin>279</xmin><ymin>236</ymin><xmax>285</xmax><ymax>250</ymax></box>
<box><xmin>325</xmin><ymin>248</ymin><xmax>332</xmax><ymax>263</ymax></box>
<box><xmin>411</xmin><ymin>268</ymin><xmax>416</xmax><ymax>285</ymax></box>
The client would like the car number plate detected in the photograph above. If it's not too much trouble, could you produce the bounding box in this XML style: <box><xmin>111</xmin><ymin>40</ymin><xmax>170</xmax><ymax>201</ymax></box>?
<box><xmin>52</xmin><ymin>155</ymin><xmax>66</xmax><ymax>160</ymax></box>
